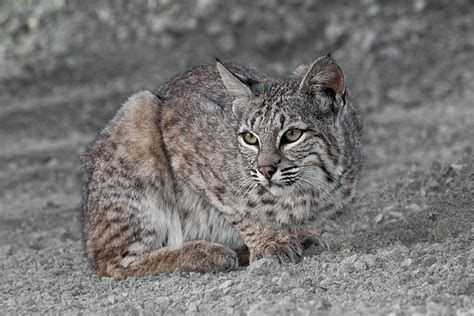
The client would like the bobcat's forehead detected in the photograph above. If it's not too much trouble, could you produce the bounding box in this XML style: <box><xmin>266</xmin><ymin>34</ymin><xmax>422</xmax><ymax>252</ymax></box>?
<box><xmin>243</xmin><ymin>82</ymin><xmax>304</xmax><ymax>132</ymax></box>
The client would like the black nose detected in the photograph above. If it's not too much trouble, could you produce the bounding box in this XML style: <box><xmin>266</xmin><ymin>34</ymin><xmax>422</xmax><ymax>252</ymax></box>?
<box><xmin>258</xmin><ymin>165</ymin><xmax>276</xmax><ymax>180</ymax></box>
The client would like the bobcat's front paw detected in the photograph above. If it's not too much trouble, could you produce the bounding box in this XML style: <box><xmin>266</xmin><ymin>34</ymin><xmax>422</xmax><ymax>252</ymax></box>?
<box><xmin>250</xmin><ymin>240</ymin><xmax>303</xmax><ymax>264</ymax></box>
<box><xmin>177</xmin><ymin>241</ymin><xmax>239</xmax><ymax>273</ymax></box>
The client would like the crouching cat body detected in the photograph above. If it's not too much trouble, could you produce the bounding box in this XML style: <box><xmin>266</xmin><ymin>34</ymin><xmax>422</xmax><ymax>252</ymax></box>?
<box><xmin>82</xmin><ymin>55</ymin><xmax>362</xmax><ymax>277</ymax></box>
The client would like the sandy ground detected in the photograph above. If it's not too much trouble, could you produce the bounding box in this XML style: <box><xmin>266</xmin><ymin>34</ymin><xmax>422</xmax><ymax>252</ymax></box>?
<box><xmin>0</xmin><ymin>1</ymin><xmax>473</xmax><ymax>314</ymax></box>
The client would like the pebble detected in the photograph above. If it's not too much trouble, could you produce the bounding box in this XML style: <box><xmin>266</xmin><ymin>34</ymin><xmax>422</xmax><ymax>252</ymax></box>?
<box><xmin>363</xmin><ymin>254</ymin><xmax>377</xmax><ymax>268</ymax></box>
<box><xmin>156</xmin><ymin>296</ymin><xmax>171</xmax><ymax>307</ymax></box>
<box><xmin>248</xmin><ymin>258</ymin><xmax>279</xmax><ymax>274</ymax></box>
<box><xmin>401</xmin><ymin>258</ymin><xmax>413</xmax><ymax>268</ymax></box>
<box><xmin>319</xmin><ymin>278</ymin><xmax>336</xmax><ymax>288</ymax></box>
<box><xmin>354</xmin><ymin>259</ymin><xmax>368</xmax><ymax>271</ymax></box>
<box><xmin>423</xmin><ymin>255</ymin><xmax>437</xmax><ymax>267</ymax></box>
<box><xmin>219</xmin><ymin>280</ymin><xmax>233</xmax><ymax>289</ymax></box>
<box><xmin>6</xmin><ymin>297</ymin><xmax>16</xmax><ymax>306</ymax></box>
<box><xmin>340</xmin><ymin>254</ymin><xmax>359</xmax><ymax>273</ymax></box>
<box><xmin>188</xmin><ymin>302</ymin><xmax>199</xmax><ymax>312</ymax></box>
<box><xmin>407</xmin><ymin>203</ymin><xmax>422</xmax><ymax>212</ymax></box>
<box><xmin>278</xmin><ymin>272</ymin><xmax>293</xmax><ymax>286</ymax></box>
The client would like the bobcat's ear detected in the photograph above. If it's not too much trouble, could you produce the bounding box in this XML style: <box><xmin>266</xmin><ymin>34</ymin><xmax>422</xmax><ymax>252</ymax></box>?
<box><xmin>216</xmin><ymin>60</ymin><xmax>255</xmax><ymax>118</ymax></box>
<box><xmin>292</xmin><ymin>64</ymin><xmax>311</xmax><ymax>78</ymax></box>
<box><xmin>299</xmin><ymin>55</ymin><xmax>346</xmax><ymax>117</ymax></box>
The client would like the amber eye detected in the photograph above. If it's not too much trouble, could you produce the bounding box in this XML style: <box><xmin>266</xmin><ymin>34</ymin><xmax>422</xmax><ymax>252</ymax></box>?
<box><xmin>242</xmin><ymin>133</ymin><xmax>258</xmax><ymax>145</ymax></box>
<box><xmin>283</xmin><ymin>128</ymin><xmax>303</xmax><ymax>143</ymax></box>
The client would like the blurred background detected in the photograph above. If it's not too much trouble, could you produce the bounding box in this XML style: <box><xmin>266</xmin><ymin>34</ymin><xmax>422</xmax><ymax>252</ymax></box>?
<box><xmin>0</xmin><ymin>1</ymin><xmax>473</xmax><ymax>313</ymax></box>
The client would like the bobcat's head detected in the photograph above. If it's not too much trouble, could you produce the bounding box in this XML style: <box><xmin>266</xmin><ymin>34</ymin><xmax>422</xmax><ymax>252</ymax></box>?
<box><xmin>217</xmin><ymin>55</ymin><xmax>348</xmax><ymax>197</ymax></box>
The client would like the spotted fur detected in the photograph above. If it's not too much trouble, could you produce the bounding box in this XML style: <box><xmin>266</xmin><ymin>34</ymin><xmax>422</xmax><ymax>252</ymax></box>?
<box><xmin>82</xmin><ymin>55</ymin><xmax>362</xmax><ymax>277</ymax></box>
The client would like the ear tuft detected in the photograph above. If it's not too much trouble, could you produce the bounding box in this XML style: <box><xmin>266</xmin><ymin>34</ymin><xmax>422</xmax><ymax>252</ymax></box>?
<box><xmin>216</xmin><ymin>60</ymin><xmax>254</xmax><ymax>118</ymax></box>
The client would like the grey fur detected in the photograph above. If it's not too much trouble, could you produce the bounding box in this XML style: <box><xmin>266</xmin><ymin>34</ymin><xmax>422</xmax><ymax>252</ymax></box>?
<box><xmin>82</xmin><ymin>55</ymin><xmax>362</xmax><ymax>277</ymax></box>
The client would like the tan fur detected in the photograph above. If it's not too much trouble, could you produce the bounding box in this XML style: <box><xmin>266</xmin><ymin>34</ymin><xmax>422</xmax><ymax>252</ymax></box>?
<box><xmin>82</xmin><ymin>56</ymin><xmax>362</xmax><ymax>277</ymax></box>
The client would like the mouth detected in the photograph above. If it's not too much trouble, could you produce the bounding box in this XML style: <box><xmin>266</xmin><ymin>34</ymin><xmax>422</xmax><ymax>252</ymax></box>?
<box><xmin>262</xmin><ymin>180</ymin><xmax>280</xmax><ymax>188</ymax></box>
<box><xmin>262</xmin><ymin>179</ymin><xmax>296</xmax><ymax>188</ymax></box>
<box><xmin>259</xmin><ymin>181</ymin><xmax>290</xmax><ymax>196</ymax></box>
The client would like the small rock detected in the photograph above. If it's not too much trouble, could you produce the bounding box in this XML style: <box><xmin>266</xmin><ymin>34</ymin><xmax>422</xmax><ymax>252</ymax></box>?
<box><xmin>6</xmin><ymin>297</ymin><xmax>16</xmax><ymax>306</ymax></box>
<box><xmin>449</xmin><ymin>163</ymin><xmax>463</xmax><ymax>173</ymax></box>
<box><xmin>24</xmin><ymin>298</ymin><xmax>35</xmax><ymax>306</ymax></box>
<box><xmin>26</xmin><ymin>15</ymin><xmax>39</xmax><ymax>31</ymax></box>
<box><xmin>248</xmin><ymin>258</ymin><xmax>279</xmax><ymax>274</ymax></box>
<box><xmin>278</xmin><ymin>271</ymin><xmax>292</xmax><ymax>286</ymax></box>
<box><xmin>407</xmin><ymin>203</ymin><xmax>422</xmax><ymax>212</ymax></box>
<box><xmin>423</xmin><ymin>255</ymin><xmax>437</xmax><ymax>267</ymax></box>
<box><xmin>401</xmin><ymin>258</ymin><xmax>413</xmax><ymax>268</ymax></box>
<box><xmin>383</xmin><ymin>261</ymin><xmax>399</xmax><ymax>272</ymax></box>
<box><xmin>156</xmin><ymin>296</ymin><xmax>171</xmax><ymax>306</ymax></box>
<box><xmin>107</xmin><ymin>295</ymin><xmax>116</xmax><ymax>304</ymax></box>
<box><xmin>363</xmin><ymin>254</ymin><xmax>377</xmax><ymax>268</ymax></box>
<box><xmin>374</xmin><ymin>213</ymin><xmax>384</xmax><ymax>223</ymax></box>
<box><xmin>219</xmin><ymin>280</ymin><xmax>233</xmax><ymax>289</ymax></box>
<box><xmin>188</xmin><ymin>302</ymin><xmax>199</xmax><ymax>312</ymax></box>
<box><xmin>354</xmin><ymin>259</ymin><xmax>368</xmax><ymax>271</ymax></box>
<box><xmin>319</xmin><ymin>278</ymin><xmax>333</xmax><ymax>288</ymax></box>
<box><xmin>388</xmin><ymin>242</ymin><xmax>409</xmax><ymax>258</ymax></box>
<box><xmin>388</xmin><ymin>211</ymin><xmax>406</xmax><ymax>221</ymax></box>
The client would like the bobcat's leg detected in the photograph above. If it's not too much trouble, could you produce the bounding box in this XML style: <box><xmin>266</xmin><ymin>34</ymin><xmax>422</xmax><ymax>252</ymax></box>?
<box><xmin>230</xmin><ymin>218</ymin><xmax>303</xmax><ymax>264</ymax></box>
<box><xmin>85</xmin><ymin>194</ymin><xmax>239</xmax><ymax>278</ymax></box>
<box><xmin>96</xmin><ymin>240</ymin><xmax>238</xmax><ymax>278</ymax></box>
<box><xmin>293</xmin><ymin>225</ymin><xmax>321</xmax><ymax>250</ymax></box>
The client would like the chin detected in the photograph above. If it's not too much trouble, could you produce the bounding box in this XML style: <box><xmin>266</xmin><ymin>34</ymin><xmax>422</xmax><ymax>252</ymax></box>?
<box><xmin>265</xmin><ymin>183</ymin><xmax>292</xmax><ymax>196</ymax></box>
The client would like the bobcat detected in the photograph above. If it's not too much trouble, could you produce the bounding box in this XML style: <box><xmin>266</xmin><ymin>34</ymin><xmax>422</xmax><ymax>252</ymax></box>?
<box><xmin>82</xmin><ymin>54</ymin><xmax>362</xmax><ymax>277</ymax></box>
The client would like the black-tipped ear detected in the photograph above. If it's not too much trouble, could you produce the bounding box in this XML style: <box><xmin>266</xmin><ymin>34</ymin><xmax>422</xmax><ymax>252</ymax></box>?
<box><xmin>299</xmin><ymin>55</ymin><xmax>346</xmax><ymax>116</ymax></box>
<box><xmin>216</xmin><ymin>60</ymin><xmax>256</xmax><ymax>118</ymax></box>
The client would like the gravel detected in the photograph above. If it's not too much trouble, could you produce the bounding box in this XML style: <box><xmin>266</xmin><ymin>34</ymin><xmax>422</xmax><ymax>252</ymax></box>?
<box><xmin>0</xmin><ymin>1</ymin><xmax>473</xmax><ymax>314</ymax></box>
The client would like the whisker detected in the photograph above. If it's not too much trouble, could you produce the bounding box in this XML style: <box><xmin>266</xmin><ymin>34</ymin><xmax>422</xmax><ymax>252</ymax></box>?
<box><xmin>298</xmin><ymin>176</ymin><xmax>343</xmax><ymax>210</ymax></box>
<box><xmin>235</xmin><ymin>177</ymin><xmax>255</xmax><ymax>197</ymax></box>
<box><xmin>241</xmin><ymin>182</ymin><xmax>258</xmax><ymax>198</ymax></box>
<box><xmin>293</xmin><ymin>181</ymin><xmax>305</xmax><ymax>195</ymax></box>
<box><xmin>298</xmin><ymin>160</ymin><xmax>363</xmax><ymax>187</ymax></box>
